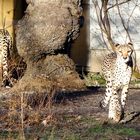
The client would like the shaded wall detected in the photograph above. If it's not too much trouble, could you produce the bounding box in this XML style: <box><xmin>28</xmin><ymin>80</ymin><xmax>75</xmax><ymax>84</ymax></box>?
<box><xmin>0</xmin><ymin>0</ymin><xmax>14</xmax><ymax>36</ymax></box>
<box><xmin>0</xmin><ymin>0</ymin><xmax>27</xmax><ymax>39</ymax></box>
<box><xmin>71</xmin><ymin>0</ymin><xmax>90</xmax><ymax>71</ymax></box>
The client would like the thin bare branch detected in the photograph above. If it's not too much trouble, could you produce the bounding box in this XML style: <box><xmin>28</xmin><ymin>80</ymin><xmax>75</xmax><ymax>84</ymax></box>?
<box><xmin>93</xmin><ymin>0</ymin><xmax>108</xmax><ymax>48</ymax></box>
<box><xmin>116</xmin><ymin>0</ymin><xmax>132</xmax><ymax>42</ymax></box>
<box><xmin>107</xmin><ymin>0</ymin><xmax>131</xmax><ymax>11</ymax></box>
<box><xmin>126</xmin><ymin>1</ymin><xmax>138</xmax><ymax>27</ymax></box>
<box><xmin>93</xmin><ymin>0</ymin><xmax>115</xmax><ymax>50</ymax></box>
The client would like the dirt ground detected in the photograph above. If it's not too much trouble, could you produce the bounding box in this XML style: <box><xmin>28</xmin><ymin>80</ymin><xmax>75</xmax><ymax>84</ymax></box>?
<box><xmin>53</xmin><ymin>87</ymin><xmax>140</xmax><ymax>122</ymax></box>
<box><xmin>40</xmin><ymin>87</ymin><xmax>140</xmax><ymax>140</ymax></box>
<box><xmin>0</xmin><ymin>87</ymin><xmax>140</xmax><ymax>139</ymax></box>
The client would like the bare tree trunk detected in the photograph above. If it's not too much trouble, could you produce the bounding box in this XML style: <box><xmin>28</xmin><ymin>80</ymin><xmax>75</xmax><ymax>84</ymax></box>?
<box><xmin>14</xmin><ymin>0</ymin><xmax>85</xmax><ymax>93</ymax></box>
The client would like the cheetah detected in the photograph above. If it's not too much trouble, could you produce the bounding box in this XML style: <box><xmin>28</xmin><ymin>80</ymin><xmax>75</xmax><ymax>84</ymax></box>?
<box><xmin>101</xmin><ymin>43</ymin><xmax>133</xmax><ymax>122</ymax></box>
<box><xmin>0</xmin><ymin>29</ymin><xmax>27</xmax><ymax>88</ymax></box>
<box><xmin>0</xmin><ymin>29</ymin><xmax>12</xmax><ymax>87</ymax></box>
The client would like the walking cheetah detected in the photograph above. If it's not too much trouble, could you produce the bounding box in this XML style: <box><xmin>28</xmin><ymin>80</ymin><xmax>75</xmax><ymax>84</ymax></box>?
<box><xmin>101</xmin><ymin>43</ymin><xmax>133</xmax><ymax>122</ymax></box>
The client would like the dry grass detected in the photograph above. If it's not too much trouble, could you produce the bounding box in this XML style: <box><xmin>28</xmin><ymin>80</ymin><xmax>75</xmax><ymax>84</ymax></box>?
<box><xmin>0</xmin><ymin>86</ymin><xmax>56</xmax><ymax>139</ymax></box>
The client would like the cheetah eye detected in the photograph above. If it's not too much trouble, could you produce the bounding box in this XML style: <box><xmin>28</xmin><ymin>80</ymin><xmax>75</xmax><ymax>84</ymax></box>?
<box><xmin>127</xmin><ymin>50</ymin><xmax>131</xmax><ymax>53</ymax></box>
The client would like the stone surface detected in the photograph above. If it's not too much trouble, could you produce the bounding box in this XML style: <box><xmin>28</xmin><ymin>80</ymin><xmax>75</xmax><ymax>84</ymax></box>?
<box><xmin>15</xmin><ymin>0</ymin><xmax>85</xmax><ymax>93</ymax></box>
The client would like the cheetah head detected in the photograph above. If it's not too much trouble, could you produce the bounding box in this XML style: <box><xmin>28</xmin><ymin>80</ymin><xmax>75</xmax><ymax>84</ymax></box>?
<box><xmin>114</xmin><ymin>42</ymin><xmax>133</xmax><ymax>63</ymax></box>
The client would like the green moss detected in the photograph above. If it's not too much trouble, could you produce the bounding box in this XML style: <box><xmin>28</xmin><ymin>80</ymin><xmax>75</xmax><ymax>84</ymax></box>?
<box><xmin>88</xmin><ymin>125</ymin><xmax>105</xmax><ymax>134</ymax></box>
<box><xmin>84</xmin><ymin>71</ymin><xmax>140</xmax><ymax>87</ymax></box>
<box><xmin>64</xmin><ymin>134</ymin><xmax>81</xmax><ymax>140</ymax></box>
<box><xmin>133</xmin><ymin>71</ymin><xmax>140</xmax><ymax>79</ymax></box>
<box><xmin>0</xmin><ymin>131</ymin><xmax>21</xmax><ymax>139</ymax></box>
<box><xmin>86</xmin><ymin>124</ymin><xmax>140</xmax><ymax>139</ymax></box>
<box><xmin>84</xmin><ymin>72</ymin><xmax>106</xmax><ymax>87</ymax></box>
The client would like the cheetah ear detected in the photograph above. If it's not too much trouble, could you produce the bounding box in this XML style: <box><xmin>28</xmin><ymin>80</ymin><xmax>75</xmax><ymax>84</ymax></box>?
<box><xmin>114</xmin><ymin>43</ymin><xmax>120</xmax><ymax>47</ymax></box>
<box><xmin>128</xmin><ymin>42</ymin><xmax>133</xmax><ymax>46</ymax></box>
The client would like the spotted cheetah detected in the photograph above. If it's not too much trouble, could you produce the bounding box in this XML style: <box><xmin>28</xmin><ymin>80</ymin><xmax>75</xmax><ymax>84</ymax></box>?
<box><xmin>0</xmin><ymin>29</ymin><xmax>12</xmax><ymax>86</ymax></box>
<box><xmin>101</xmin><ymin>43</ymin><xmax>133</xmax><ymax>122</ymax></box>
<box><xmin>0</xmin><ymin>29</ymin><xmax>27</xmax><ymax>88</ymax></box>
<box><xmin>0</xmin><ymin>29</ymin><xmax>13</xmax><ymax>87</ymax></box>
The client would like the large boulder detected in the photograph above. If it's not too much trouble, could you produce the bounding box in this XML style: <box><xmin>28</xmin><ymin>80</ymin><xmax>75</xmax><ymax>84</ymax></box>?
<box><xmin>15</xmin><ymin>0</ymin><xmax>85</xmax><ymax>93</ymax></box>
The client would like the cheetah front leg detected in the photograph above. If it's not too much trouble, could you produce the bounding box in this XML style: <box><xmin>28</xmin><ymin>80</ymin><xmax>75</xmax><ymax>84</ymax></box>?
<box><xmin>100</xmin><ymin>80</ymin><xmax>113</xmax><ymax>108</ymax></box>
<box><xmin>108</xmin><ymin>87</ymin><xmax>122</xmax><ymax>123</ymax></box>
<box><xmin>2</xmin><ymin>63</ymin><xmax>8</xmax><ymax>87</ymax></box>
<box><xmin>121</xmin><ymin>84</ymin><xmax>129</xmax><ymax>110</ymax></box>
<box><xmin>0</xmin><ymin>64</ymin><xmax>2</xmax><ymax>84</ymax></box>
<box><xmin>1</xmin><ymin>47</ymin><xmax>9</xmax><ymax>87</ymax></box>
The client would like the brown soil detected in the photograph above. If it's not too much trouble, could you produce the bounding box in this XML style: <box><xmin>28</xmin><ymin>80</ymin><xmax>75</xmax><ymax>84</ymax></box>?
<box><xmin>0</xmin><ymin>87</ymin><xmax>140</xmax><ymax>139</ymax></box>
<box><xmin>52</xmin><ymin>88</ymin><xmax>140</xmax><ymax>123</ymax></box>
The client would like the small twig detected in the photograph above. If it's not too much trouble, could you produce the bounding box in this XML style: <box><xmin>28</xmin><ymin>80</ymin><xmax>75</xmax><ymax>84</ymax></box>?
<box><xmin>20</xmin><ymin>92</ymin><xmax>25</xmax><ymax>140</ymax></box>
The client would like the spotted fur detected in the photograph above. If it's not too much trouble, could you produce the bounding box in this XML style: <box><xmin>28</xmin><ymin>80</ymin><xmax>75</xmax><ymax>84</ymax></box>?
<box><xmin>0</xmin><ymin>29</ymin><xmax>12</xmax><ymax>87</ymax></box>
<box><xmin>101</xmin><ymin>43</ymin><xmax>133</xmax><ymax>122</ymax></box>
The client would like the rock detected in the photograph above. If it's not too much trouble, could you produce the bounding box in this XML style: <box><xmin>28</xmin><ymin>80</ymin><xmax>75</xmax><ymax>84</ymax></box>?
<box><xmin>14</xmin><ymin>0</ymin><xmax>85</xmax><ymax>94</ymax></box>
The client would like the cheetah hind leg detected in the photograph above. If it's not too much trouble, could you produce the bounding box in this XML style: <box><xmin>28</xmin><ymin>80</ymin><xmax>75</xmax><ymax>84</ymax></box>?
<box><xmin>2</xmin><ymin>68</ymin><xmax>13</xmax><ymax>88</ymax></box>
<box><xmin>2</xmin><ymin>77</ymin><xmax>13</xmax><ymax>88</ymax></box>
<box><xmin>108</xmin><ymin>93</ymin><xmax>122</xmax><ymax>123</ymax></box>
<box><xmin>1</xmin><ymin>71</ymin><xmax>9</xmax><ymax>87</ymax></box>
<box><xmin>100</xmin><ymin>80</ymin><xmax>113</xmax><ymax>109</ymax></box>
